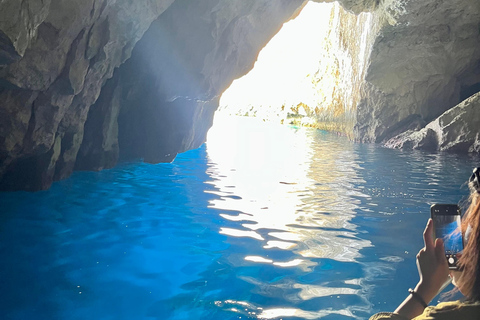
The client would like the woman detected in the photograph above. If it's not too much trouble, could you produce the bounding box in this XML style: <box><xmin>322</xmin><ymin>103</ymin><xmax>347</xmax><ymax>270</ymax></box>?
<box><xmin>370</xmin><ymin>168</ymin><xmax>480</xmax><ymax>319</ymax></box>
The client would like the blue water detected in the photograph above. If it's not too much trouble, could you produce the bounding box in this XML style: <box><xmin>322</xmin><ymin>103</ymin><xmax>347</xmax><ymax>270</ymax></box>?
<box><xmin>0</xmin><ymin>116</ymin><xmax>476</xmax><ymax>320</ymax></box>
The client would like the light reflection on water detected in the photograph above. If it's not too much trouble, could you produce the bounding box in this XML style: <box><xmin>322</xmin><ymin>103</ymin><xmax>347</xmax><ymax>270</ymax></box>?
<box><xmin>0</xmin><ymin>115</ymin><xmax>477</xmax><ymax>320</ymax></box>
<box><xmin>205</xmin><ymin>115</ymin><xmax>475</xmax><ymax>319</ymax></box>
<box><xmin>206</xmin><ymin>116</ymin><xmax>372</xmax><ymax>318</ymax></box>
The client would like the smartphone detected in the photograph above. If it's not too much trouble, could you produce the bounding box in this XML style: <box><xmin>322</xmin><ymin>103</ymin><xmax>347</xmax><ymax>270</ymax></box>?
<box><xmin>430</xmin><ymin>204</ymin><xmax>463</xmax><ymax>270</ymax></box>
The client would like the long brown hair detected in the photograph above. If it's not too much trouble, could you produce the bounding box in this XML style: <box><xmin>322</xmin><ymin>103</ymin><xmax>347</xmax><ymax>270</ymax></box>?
<box><xmin>458</xmin><ymin>183</ymin><xmax>480</xmax><ymax>301</ymax></box>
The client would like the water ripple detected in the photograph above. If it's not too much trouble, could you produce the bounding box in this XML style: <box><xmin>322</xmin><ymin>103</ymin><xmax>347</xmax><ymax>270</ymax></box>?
<box><xmin>0</xmin><ymin>116</ymin><xmax>477</xmax><ymax>319</ymax></box>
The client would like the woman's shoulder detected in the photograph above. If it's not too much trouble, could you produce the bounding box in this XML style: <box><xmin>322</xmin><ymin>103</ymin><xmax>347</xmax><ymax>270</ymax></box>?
<box><xmin>420</xmin><ymin>300</ymin><xmax>480</xmax><ymax>319</ymax></box>
<box><xmin>369</xmin><ymin>300</ymin><xmax>480</xmax><ymax>320</ymax></box>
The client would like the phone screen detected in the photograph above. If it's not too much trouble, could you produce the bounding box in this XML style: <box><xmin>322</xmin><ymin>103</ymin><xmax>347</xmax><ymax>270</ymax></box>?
<box><xmin>431</xmin><ymin>204</ymin><xmax>463</xmax><ymax>269</ymax></box>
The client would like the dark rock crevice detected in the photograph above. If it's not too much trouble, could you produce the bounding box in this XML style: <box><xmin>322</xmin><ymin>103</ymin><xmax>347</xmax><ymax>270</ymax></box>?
<box><xmin>0</xmin><ymin>31</ymin><xmax>21</xmax><ymax>65</ymax></box>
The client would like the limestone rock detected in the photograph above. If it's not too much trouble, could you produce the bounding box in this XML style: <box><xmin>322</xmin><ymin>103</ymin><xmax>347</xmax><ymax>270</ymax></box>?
<box><xmin>355</xmin><ymin>0</ymin><xmax>480</xmax><ymax>143</ymax></box>
<box><xmin>0</xmin><ymin>0</ymin><xmax>175</xmax><ymax>191</ymax></box>
<box><xmin>312</xmin><ymin>0</ymin><xmax>379</xmax><ymax>14</ymax></box>
<box><xmin>296</xmin><ymin>2</ymin><xmax>376</xmax><ymax>137</ymax></box>
<box><xmin>385</xmin><ymin>92</ymin><xmax>480</xmax><ymax>152</ymax></box>
<box><xmin>0</xmin><ymin>0</ymin><xmax>305</xmax><ymax>191</ymax></box>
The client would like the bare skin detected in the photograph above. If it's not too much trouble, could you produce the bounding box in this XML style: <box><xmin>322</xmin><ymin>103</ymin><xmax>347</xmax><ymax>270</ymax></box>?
<box><xmin>450</xmin><ymin>268</ymin><xmax>467</xmax><ymax>296</ymax></box>
<box><xmin>393</xmin><ymin>219</ymin><xmax>451</xmax><ymax>319</ymax></box>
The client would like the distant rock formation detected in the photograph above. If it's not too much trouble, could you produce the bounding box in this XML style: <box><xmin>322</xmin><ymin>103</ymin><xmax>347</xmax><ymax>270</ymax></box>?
<box><xmin>0</xmin><ymin>0</ymin><xmax>479</xmax><ymax>191</ymax></box>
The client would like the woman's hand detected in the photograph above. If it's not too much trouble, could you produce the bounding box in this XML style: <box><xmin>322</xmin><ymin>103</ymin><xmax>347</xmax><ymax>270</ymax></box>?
<box><xmin>414</xmin><ymin>218</ymin><xmax>450</xmax><ymax>304</ymax></box>
<box><xmin>393</xmin><ymin>219</ymin><xmax>451</xmax><ymax>318</ymax></box>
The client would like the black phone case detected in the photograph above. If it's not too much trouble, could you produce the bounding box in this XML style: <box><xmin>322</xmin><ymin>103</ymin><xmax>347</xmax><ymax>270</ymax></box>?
<box><xmin>430</xmin><ymin>204</ymin><xmax>462</xmax><ymax>270</ymax></box>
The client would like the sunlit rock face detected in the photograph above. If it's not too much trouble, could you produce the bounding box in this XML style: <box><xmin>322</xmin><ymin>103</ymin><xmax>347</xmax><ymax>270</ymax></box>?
<box><xmin>219</xmin><ymin>0</ymin><xmax>479</xmax><ymax>146</ymax></box>
<box><xmin>356</xmin><ymin>0</ymin><xmax>480</xmax><ymax>144</ymax></box>
<box><xmin>217</xmin><ymin>2</ymin><xmax>375</xmax><ymax>138</ymax></box>
<box><xmin>300</xmin><ymin>3</ymin><xmax>375</xmax><ymax>136</ymax></box>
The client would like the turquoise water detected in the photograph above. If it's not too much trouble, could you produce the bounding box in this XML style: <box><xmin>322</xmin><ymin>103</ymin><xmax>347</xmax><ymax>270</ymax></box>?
<box><xmin>0</xmin><ymin>116</ymin><xmax>476</xmax><ymax>320</ymax></box>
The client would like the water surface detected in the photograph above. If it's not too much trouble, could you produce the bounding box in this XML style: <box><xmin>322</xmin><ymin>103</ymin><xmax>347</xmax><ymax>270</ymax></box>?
<box><xmin>0</xmin><ymin>116</ymin><xmax>476</xmax><ymax>319</ymax></box>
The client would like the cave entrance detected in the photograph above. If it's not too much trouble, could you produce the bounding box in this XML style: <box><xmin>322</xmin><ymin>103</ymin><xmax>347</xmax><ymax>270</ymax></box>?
<box><xmin>217</xmin><ymin>1</ymin><xmax>334</xmax><ymax>126</ymax></box>
<box><xmin>213</xmin><ymin>1</ymin><xmax>373</xmax><ymax>138</ymax></box>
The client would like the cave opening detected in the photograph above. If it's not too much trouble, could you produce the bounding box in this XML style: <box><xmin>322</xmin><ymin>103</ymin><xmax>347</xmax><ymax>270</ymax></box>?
<box><xmin>217</xmin><ymin>1</ymin><xmax>332</xmax><ymax>124</ymax></box>
<box><xmin>213</xmin><ymin>1</ymin><xmax>374</xmax><ymax>139</ymax></box>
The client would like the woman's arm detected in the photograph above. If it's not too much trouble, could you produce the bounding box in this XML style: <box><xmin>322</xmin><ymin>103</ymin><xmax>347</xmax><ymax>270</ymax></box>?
<box><xmin>393</xmin><ymin>219</ymin><xmax>450</xmax><ymax>319</ymax></box>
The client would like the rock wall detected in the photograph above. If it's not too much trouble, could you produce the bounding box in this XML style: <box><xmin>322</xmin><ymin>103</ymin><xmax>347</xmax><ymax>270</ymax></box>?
<box><xmin>356</xmin><ymin>0</ymin><xmax>480</xmax><ymax>144</ymax></box>
<box><xmin>217</xmin><ymin>0</ymin><xmax>480</xmax><ymax>147</ymax></box>
<box><xmin>276</xmin><ymin>0</ymin><xmax>480</xmax><ymax>145</ymax></box>
<box><xmin>215</xmin><ymin>2</ymin><xmax>377</xmax><ymax>138</ymax></box>
<box><xmin>297</xmin><ymin>2</ymin><xmax>376</xmax><ymax>137</ymax></box>
<box><xmin>78</xmin><ymin>0</ymin><xmax>306</xmax><ymax>168</ymax></box>
<box><xmin>0</xmin><ymin>0</ymin><xmax>177</xmax><ymax>190</ymax></box>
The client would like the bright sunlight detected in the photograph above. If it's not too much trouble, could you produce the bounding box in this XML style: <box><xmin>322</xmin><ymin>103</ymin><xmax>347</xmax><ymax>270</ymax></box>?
<box><xmin>218</xmin><ymin>1</ymin><xmax>334</xmax><ymax>122</ymax></box>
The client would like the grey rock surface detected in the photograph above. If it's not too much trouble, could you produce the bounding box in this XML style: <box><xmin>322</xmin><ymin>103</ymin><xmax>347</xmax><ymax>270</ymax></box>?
<box><xmin>385</xmin><ymin>92</ymin><xmax>480</xmax><ymax>153</ymax></box>
<box><xmin>355</xmin><ymin>0</ymin><xmax>480</xmax><ymax>143</ymax></box>
<box><xmin>0</xmin><ymin>0</ymin><xmax>176</xmax><ymax>190</ymax></box>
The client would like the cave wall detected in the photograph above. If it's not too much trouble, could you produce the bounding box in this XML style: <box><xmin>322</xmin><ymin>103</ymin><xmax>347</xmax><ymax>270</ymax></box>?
<box><xmin>0</xmin><ymin>0</ymin><xmax>480</xmax><ymax>191</ymax></box>
<box><xmin>78</xmin><ymin>0</ymin><xmax>306</xmax><ymax>167</ymax></box>
<box><xmin>384</xmin><ymin>91</ymin><xmax>480</xmax><ymax>152</ymax></box>
<box><xmin>305</xmin><ymin>0</ymin><xmax>480</xmax><ymax>144</ymax></box>
<box><xmin>0</xmin><ymin>0</ymin><xmax>306</xmax><ymax>191</ymax></box>
<box><xmin>356</xmin><ymin>0</ymin><xmax>480</xmax><ymax>144</ymax></box>
<box><xmin>283</xmin><ymin>2</ymin><xmax>377</xmax><ymax>137</ymax></box>
<box><xmin>0</xmin><ymin>0</ymin><xmax>177</xmax><ymax>190</ymax></box>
